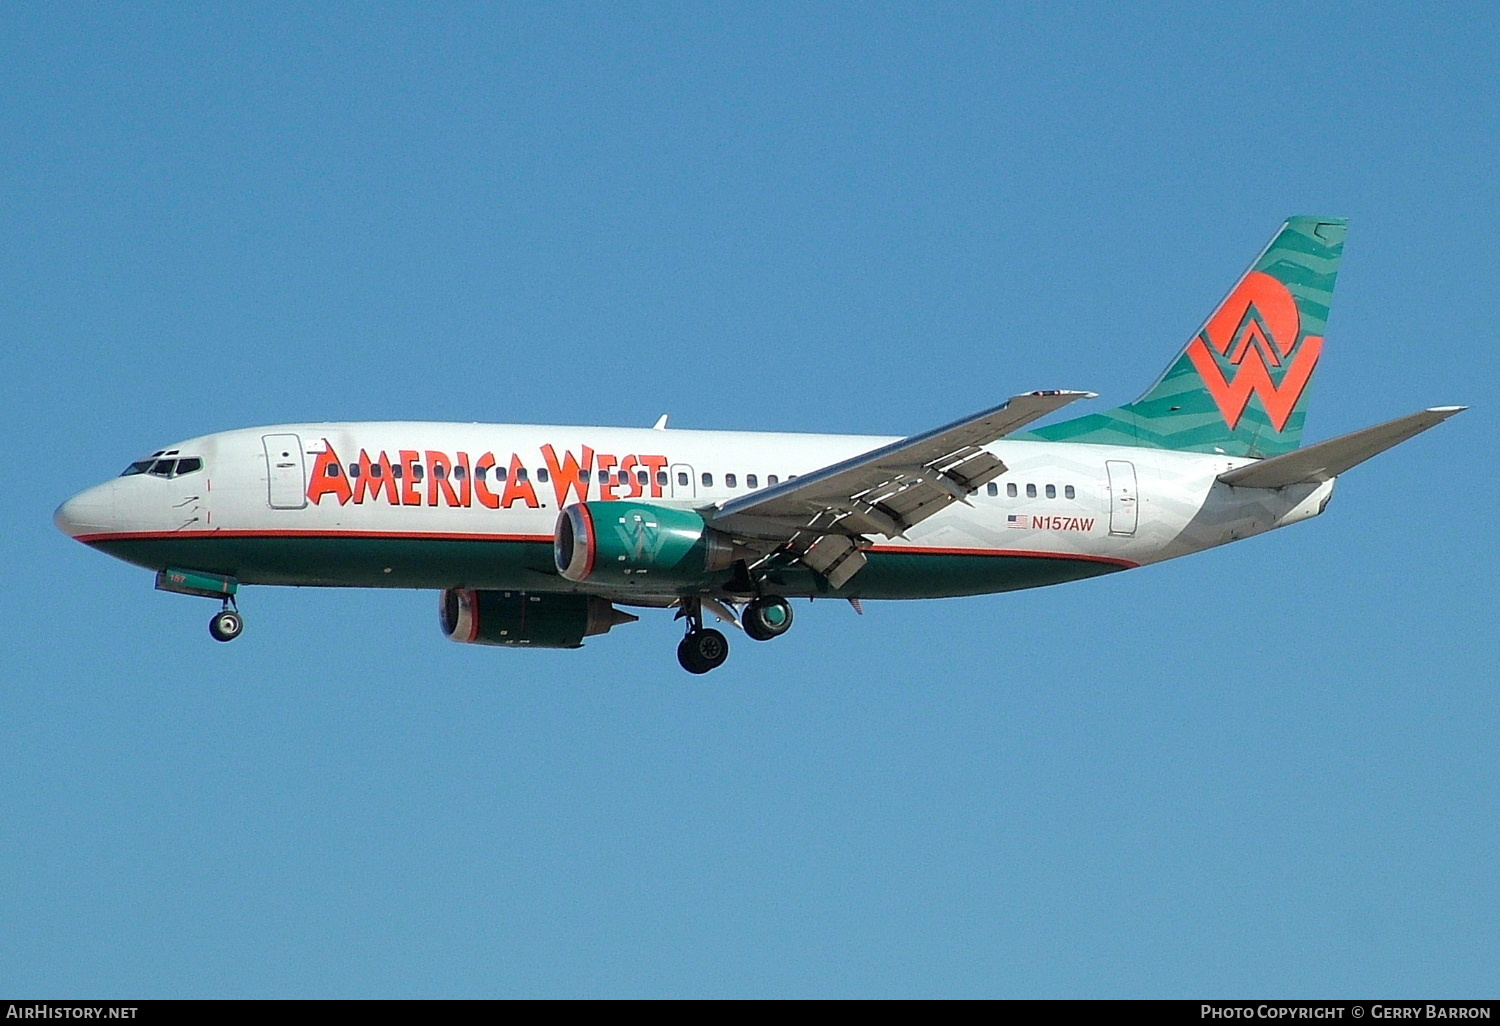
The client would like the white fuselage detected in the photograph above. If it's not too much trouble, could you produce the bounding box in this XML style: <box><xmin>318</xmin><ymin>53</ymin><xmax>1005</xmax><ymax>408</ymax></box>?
<box><xmin>56</xmin><ymin>421</ymin><xmax>1334</xmax><ymax>601</ymax></box>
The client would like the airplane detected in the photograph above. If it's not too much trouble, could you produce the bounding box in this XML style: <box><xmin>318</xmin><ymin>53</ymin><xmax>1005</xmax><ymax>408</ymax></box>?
<box><xmin>54</xmin><ymin>217</ymin><xmax>1464</xmax><ymax>673</ymax></box>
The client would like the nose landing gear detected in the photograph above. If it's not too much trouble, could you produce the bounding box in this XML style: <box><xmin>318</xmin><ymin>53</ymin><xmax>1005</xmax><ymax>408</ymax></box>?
<box><xmin>209</xmin><ymin>601</ymin><xmax>243</xmax><ymax>642</ymax></box>
<box><xmin>155</xmin><ymin>569</ymin><xmax>244</xmax><ymax>642</ymax></box>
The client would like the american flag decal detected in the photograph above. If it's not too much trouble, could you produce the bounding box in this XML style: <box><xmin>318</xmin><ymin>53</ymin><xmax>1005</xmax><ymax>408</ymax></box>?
<box><xmin>1006</xmin><ymin>515</ymin><xmax>1030</xmax><ymax>529</ymax></box>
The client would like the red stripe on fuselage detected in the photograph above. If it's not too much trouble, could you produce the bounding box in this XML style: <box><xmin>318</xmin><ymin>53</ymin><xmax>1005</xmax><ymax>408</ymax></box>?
<box><xmin>867</xmin><ymin>544</ymin><xmax>1138</xmax><ymax>569</ymax></box>
<box><xmin>74</xmin><ymin>529</ymin><xmax>1138</xmax><ymax>569</ymax></box>
<box><xmin>74</xmin><ymin>529</ymin><xmax>553</xmax><ymax>544</ymax></box>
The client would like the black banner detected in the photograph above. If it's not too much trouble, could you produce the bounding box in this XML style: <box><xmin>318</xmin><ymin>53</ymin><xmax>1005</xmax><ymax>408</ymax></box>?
<box><xmin>1</xmin><ymin>1000</ymin><xmax>1496</xmax><ymax>1013</ymax></box>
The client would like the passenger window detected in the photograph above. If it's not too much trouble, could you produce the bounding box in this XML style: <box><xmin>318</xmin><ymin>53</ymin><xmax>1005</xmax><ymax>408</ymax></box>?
<box><xmin>347</xmin><ymin>463</ymin><xmax>360</xmax><ymax>478</ymax></box>
<box><xmin>617</xmin><ymin>471</ymin><xmax>630</xmax><ymax>485</ymax></box>
<box><xmin>453</xmin><ymin>466</ymin><xmax>466</xmax><ymax>480</ymax></box>
<box><xmin>392</xmin><ymin>464</ymin><xmax>403</xmax><ymax>479</ymax></box>
<box><xmin>326</xmin><ymin>463</ymin><xmax>342</xmax><ymax>478</ymax></box>
<box><xmin>516</xmin><ymin>468</ymin><xmax>528</xmax><ymax>482</ymax></box>
<box><xmin>768</xmin><ymin>475</ymin><xmax>779</xmax><ymax>485</ymax></box>
<box><xmin>656</xmin><ymin>471</ymin><xmax>668</xmax><ymax>487</ymax></box>
<box><xmin>1026</xmin><ymin>483</ymin><xmax>1037</xmax><ymax>498</ymax></box>
<box><xmin>412</xmin><ymin>464</ymin><xmax>424</xmax><ymax>481</ymax></box>
<box><xmin>1065</xmin><ymin>485</ymin><xmax>1075</xmax><ymax>500</ymax></box>
<box><xmin>1007</xmin><ymin>483</ymin><xmax>1017</xmax><ymax>497</ymax></box>
<box><xmin>677</xmin><ymin>471</ymin><xmax>689</xmax><ymax>486</ymax></box>
<box><xmin>537</xmin><ymin>468</ymin><xmax>550</xmax><ymax>483</ymax></box>
<box><xmin>987</xmin><ymin>483</ymin><xmax>998</xmax><ymax>496</ymax></box>
<box><xmin>747</xmin><ymin>474</ymin><xmax>758</xmax><ymax>488</ymax></box>
<box><xmin>120</xmin><ymin>460</ymin><xmax>153</xmax><ymax>476</ymax></box>
<box><xmin>701</xmin><ymin>472</ymin><xmax>713</xmax><ymax>487</ymax></box>
<box><xmin>598</xmin><ymin>470</ymin><xmax>610</xmax><ymax>483</ymax></box>
<box><xmin>726</xmin><ymin>474</ymin><xmax>737</xmax><ymax>488</ymax></box>
<box><xmin>475</xmin><ymin>466</ymin><xmax>487</xmax><ymax>482</ymax></box>
<box><xmin>495</xmin><ymin>466</ymin><xmax>507</xmax><ymax>481</ymax></box>
<box><xmin>637</xmin><ymin>470</ymin><xmax>648</xmax><ymax>486</ymax></box>
<box><xmin>149</xmin><ymin>459</ymin><xmax>176</xmax><ymax>477</ymax></box>
<box><xmin>1046</xmin><ymin>484</ymin><xmax>1056</xmax><ymax>499</ymax></box>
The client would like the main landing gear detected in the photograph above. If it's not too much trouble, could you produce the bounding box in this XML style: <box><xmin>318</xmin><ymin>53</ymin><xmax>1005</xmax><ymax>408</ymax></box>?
<box><xmin>677</xmin><ymin>626</ymin><xmax>729</xmax><ymax>675</ymax></box>
<box><xmin>742</xmin><ymin>595</ymin><xmax>794</xmax><ymax>642</ymax></box>
<box><xmin>675</xmin><ymin>593</ymin><xmax>795</xmax><ymax>673</ymax></box>
<box><xmin>209</xmin><ymin>601</ymin><xmax>243</xmax><ymax>642</ymax></box>
<box><xmin>675</xmin><ymin>596</ymin><xmax>730</xmax><ymax>674</ymax></box>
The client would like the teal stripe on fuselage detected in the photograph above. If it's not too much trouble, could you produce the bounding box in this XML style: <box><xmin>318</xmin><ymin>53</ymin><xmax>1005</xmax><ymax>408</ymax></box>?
<box><xmin>89</xmin><ymin>534</ymin><xmax>1128</xmax><ymax>601</ymax></box>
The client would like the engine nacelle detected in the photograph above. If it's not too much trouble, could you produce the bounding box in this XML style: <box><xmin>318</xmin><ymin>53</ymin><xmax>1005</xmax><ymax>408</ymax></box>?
<box><xmin>439</xmin><ymin>589</ymin><xmax>637</xmax><ymax>648</ymax></box>
<box><xmin>554</xmin><ymin>501</ymin><xmax>740</xmax><ymax>588</ymax></box>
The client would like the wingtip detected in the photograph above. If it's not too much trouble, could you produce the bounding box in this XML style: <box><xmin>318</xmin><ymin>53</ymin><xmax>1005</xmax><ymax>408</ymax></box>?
<box><xmin>1427</xmin><ymin>405</ymin><xmax>1467</xmax><ymax>414</ymax></box>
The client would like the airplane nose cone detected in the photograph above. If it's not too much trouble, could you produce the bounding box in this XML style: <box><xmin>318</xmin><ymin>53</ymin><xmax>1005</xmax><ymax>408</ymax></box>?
<box><xmin>54</xmin><ymin>484</ymin><xmax>116</xmax><ymax>539</ymax></box>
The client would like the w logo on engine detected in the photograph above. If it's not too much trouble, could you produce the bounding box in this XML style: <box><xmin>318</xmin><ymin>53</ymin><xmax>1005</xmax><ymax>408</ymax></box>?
<box><xmin>614</xmin><ymin>510</ymin><xmax>668</xmax><ymax>561</ymax></box>
<box><xmin>1184</xmin><ymin>270</ymin><xmax>1322</xmax><ymax>432</ymax></box>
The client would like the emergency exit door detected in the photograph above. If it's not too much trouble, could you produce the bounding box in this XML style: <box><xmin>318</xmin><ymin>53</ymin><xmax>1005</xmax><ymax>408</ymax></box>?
<box><xmin>262</xmin><ymin>434</ymin><xmax>307</xmax><ymax>509</ymax></box>
<box><xmin>1106</xmin><ymin>459</ymin><xmax>1138</xmax><ymax>536</ymax></box>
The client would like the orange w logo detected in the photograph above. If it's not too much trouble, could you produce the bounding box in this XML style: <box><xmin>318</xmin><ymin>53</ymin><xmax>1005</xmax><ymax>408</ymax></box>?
<box><xmin>1184</xmin><ymin>270</ymin><xmax>1322</xmax><ymax>432</ymax></box>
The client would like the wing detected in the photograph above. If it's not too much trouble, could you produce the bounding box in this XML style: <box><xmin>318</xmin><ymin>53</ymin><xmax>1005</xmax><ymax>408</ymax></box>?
<box><xmin>705</xmin><ymin>390</ymin><xmax>1094</xmax><ymax>587</ymax></box>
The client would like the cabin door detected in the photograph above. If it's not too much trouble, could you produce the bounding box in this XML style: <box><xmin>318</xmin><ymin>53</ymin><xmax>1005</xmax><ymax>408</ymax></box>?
<box><xmin>670</xmin><ymin>463</ymin><xmax>696</xmax><ymax>500</ymax></box>
<box><xmin>1106</xmin><ymin>459</ymin><xmax>1138</xmax><ymax>536</ymax></box>
<box><xmin>262</xmin><ymin>434</ymin><xmax>308</xmax><ymax>509</ymax></box>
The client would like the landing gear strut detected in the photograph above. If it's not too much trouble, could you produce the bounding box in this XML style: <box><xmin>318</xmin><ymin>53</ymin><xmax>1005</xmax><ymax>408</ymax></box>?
<box><xmin>676</xmin><ymin>598</ymin><xmax>729</xmax><ymax>674</ymax></box>
<box><xmin>209</xmin><ymin>600</ymin><xmax>243</xmax><ymax>642</ymax></box>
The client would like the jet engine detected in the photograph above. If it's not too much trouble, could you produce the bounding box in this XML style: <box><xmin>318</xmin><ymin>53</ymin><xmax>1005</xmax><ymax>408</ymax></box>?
<box><xmin>554</xmin><ymin>502</ymin><xmax>745</xmax><ymax>588</ymax></box>
<box><xmin>439</xmin><ymin>588</ymin><xmax>637</xmax><ymax>648</ymax></box>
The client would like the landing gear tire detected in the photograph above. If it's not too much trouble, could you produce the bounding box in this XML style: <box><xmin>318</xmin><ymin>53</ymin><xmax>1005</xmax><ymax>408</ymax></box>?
<box><xmin>209</xmin><ymin>608</ymin><xmax>243</xmax><ymax>642</ymax></box>
<box><xmin>743</xmin><ymin>595</ymin><xmax>794</xmax><ymax>642</ymax></box>
<box><xmin>677</xmin><ymin>628</ymin><xmax>729</xmax><ymax>674</ymax></box>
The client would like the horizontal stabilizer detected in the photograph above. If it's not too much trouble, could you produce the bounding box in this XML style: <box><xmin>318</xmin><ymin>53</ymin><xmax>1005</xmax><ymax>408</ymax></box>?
<box><xmin>1218</xmin><ymin>406</ymin><xmax>1466</xmax><ymax>489</ymax></box>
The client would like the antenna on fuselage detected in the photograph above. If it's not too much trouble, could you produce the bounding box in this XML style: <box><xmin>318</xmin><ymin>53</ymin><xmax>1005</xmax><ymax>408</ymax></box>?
<box><xmin>652</xmin><ymin>414</ymin><xmax>669</xmax><ymax>430</ymax></box>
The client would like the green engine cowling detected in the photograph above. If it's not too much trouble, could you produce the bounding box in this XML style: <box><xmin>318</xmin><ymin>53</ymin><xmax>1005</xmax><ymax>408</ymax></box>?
<box><xmin>555</xmin><ymin>501</ymin><xmax>739</xmax><ymax>588</ymax></box>
<box><xmin>439</xmin><ymin>589</ymin><xmax>637</xmax><ymax>648</ymax></box>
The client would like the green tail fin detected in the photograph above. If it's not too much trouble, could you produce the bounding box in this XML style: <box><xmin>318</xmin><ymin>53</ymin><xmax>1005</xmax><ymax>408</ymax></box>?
<box><xmin>1026</xmin><ymin>216</ymin><xmax>1348</xmax><ymax>457</ymax></box>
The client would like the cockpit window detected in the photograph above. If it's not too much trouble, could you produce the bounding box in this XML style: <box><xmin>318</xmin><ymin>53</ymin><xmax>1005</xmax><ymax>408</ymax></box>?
<box><xmin>122</xmin><ymin>456</ymin><xmax>203</xmax><ymax>478</ymax></box>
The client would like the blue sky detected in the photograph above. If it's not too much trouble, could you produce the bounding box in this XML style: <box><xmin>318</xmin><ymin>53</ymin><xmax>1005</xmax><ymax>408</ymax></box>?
<box><xmin>2</xmin><ymin>3</ymin><xmax>1496</xmax><ymax>997</ymax></box>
